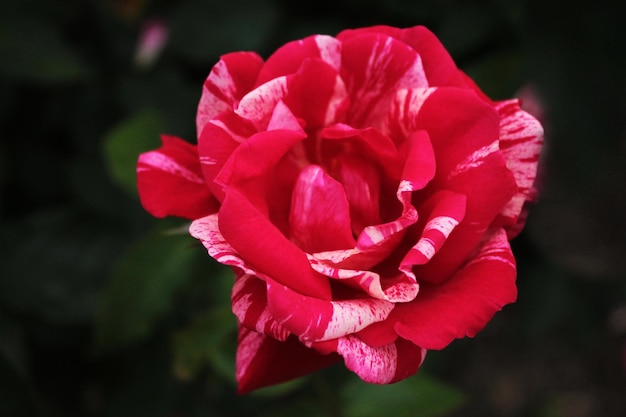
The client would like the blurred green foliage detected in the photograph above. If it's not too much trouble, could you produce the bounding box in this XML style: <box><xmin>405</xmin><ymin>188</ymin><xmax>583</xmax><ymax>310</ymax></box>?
<box><xmin>1</xmin><ymin>0</ymin><xmax>625</xmax><ymax>416</ymax></box>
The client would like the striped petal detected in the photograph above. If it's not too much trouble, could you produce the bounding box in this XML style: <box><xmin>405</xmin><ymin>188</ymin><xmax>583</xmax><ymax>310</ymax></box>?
<box><xmin>337</xmin><ymin>25</ymin><xmax>487</xmax><ymax>96</ymax></box>
<box><xmin>307</xmin><ymin>257</ymin><xmax>419</xmax><ymax>303</ymax></box>
<box><xmin>236</xmin><ymin>328</ymin><xmax>340</xmax><ymax>394</ymax></box>
<box><xmin>319</xmin><ymin>335</ymin><xmax>426</xmax><ymax>384</ymax></box>
<box><xmin>494</xmin><ymin>99</ymin><xmax>544</xmax><ymax>237</ymax></box>
<box><xmin>197</xmin><ymin>52</ymin><xmax>263</xmax><ymax>136</ymax></box>
<box><xmin>137</xmin><ymin>135</ymin><xmax>216</xmax><ymax>219</ymax></box>
<box><xmin>266</xmin><ymin>279</ymin><xmax>394</xmax><ymax>342</ymax></box>
<box><xmin>340</xmin><ymin>32</ymin><xmax>429</xmax><ymax>129</ymax></box>
<box><xmin>394</xmin><ymin>228</ymin><xmax>517</xmax><ymax>350</ymax></box>
<box><xmin>289</xmin><ymin>165</ymin><xmax>355</xmax><ymax>253</ymax></box>
<box><xmin>232</xmin><ymin>272</ymin><xmax>290</xmax><ymax>341</ymax></box>
<box><xmin>401</xmin><ymin>190</ymin><xmax>466</xmax><ymax>269</ymax></box>
<box><xmin>255</xmin><ymin>34</ymin><xmax>342</xmax><ymax>86</ymax></box>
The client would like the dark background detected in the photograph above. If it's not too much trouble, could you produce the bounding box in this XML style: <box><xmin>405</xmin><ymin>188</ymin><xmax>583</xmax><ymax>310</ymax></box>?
<box><xmin>1</xmin><ymin>0</ymin><xmax>625</xmax><ymax>416</ymax></box>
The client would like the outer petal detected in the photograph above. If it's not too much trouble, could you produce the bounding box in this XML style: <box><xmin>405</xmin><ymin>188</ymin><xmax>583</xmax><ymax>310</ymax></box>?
<box><xmin>494</xmin><ymin>99</ymin><xmax>544</xmax><ymax>237</ymax></box>
<box><xmin>232</xmin><ymin>272</ymin><xmax>290</xmax><ymax>341</ymax></box>
<box><xmin>197</xmin><ymin>52</ymin><xmax>264</xmax><ymax>136</ymax></box>
<box><xmin>136</xmin><ymin>135</ymin><xmax>217</xmax><ymax>219</ymax></box>
<box><xmin>314</xmin><ymin>335</ymin><xmax>426</xmax><ymax>384</ymax></box>
<box><xmin>236</xmin><ymin>328</ymin><xmax>340</xmax><ymax>394</ymax></box>
<box><xmin>393</xmin><ymin>229</ymin><xmax>517</xmax><ymax>350</ymax></box>
<box><xmin>197</xmin><ymin>111</ymin><xmax>257</xmax><ymax>202</ymax></box>
<box><xmin>266</xmin><ymin>279</ymin><xmax>394</xmax><ymax>342</ymax></box>
<box><xmin>411</xmin><ymin>88</ymin><xmax>517</xmax><ymax>283</ymax></box>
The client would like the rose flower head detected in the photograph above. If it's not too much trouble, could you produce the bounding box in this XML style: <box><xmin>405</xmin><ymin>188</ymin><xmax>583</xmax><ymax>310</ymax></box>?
<box><xmin>137</xmin><ymin>25</ymin><xmax>543</xmax><ymax>394</ymax></box>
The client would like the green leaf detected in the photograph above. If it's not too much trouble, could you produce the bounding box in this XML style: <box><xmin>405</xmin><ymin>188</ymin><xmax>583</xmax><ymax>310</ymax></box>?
<box><xmin>102</xmin><ymin>109</ymin><xmax>163</xmax><ymax>196</ymax></box>
<box><xmin>172</xmin><ymin>305</ymin><xmax>237</xmax><ymax>383</ymax></box>
<box><xmin>95</xmin><ymin>229</ymin><xmax>198</xmax><ymax>353</ymax></box>
<box><xmin>0</xmin><ymin>18</ymin><xmax>87</xmax><ymax>82</ymax></box>
<box><xmin>341</xmin><ymin>373</ymin><xmax>466</xmax><ymax>417</ymax></box>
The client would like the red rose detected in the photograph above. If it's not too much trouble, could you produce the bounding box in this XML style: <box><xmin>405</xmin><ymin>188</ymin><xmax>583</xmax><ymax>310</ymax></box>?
<box><xmin>137</xmin><ymin>25</ymin><xmax>543</xmax><ymax>393</ymax></box>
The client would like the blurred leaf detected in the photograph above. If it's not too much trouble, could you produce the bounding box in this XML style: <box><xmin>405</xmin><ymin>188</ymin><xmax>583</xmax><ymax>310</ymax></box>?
<box><xmin>95</xmin><ymin>229</ymin><xmax>198</xmax><ymax>353</ymax></box>
<box><xmin>0</xmin><ymin>18</ymin><xmax>87</xmax><ymax>82</ymax></box>
<box><xmin>341</xmin><ymin>373</ymin><xmax>466</xmax><ymax>417</ymax></box>
<box><xmin>102</xmin><ymin>109</ymin><xmax>163</xmax><ymax>196</ymax></box>
<box><xmin>117</xmin><ymin>67</ymin><xmax>198</xmax><ymax>138</ymax></box>
<box><xmin>172</xmin><ymin>305</ymin><xmax>236</xmax><ymax>383</ymax></box>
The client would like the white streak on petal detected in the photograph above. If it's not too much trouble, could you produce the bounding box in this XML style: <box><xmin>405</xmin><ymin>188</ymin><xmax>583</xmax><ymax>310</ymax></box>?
<box><xmin>138</xmin><ymin>152</ymin><xmax>204</xmax><ymax>184</ymax></box>
<box><xmin>235</xmin><ymin>329</ymin><xmax>265</xmax><ymax>383</ymax></box>
<box><xmin>235</xmin><ymin>77</ymin><xmax>288</xmax><ymax>127</ymax></box>
<box><xmin>320</xmin><ymin>299</ymin><xmax>394</xmax><ymax>341</ymax></box>
<box><xmin>208</xmin><ymin>119</ymin><xmax>248</xmax><ymax>143</ymax></box>
<box><xmin>447</xmin><ymin>140</ymin><xmax>499</xmax><ymax>179</ymax></box>
<box><xmin>337</xmin><ymin>336</ymin><xmax>397</xmax><ymax>384</ymax></box>
<box><xmin>423</xmin><ymin>215</ymin><xmax>459</xmax><ymax>238</ymax></box>
<box><xmin>314</xmin><ymin>35</ymin><xmax>342</xmax><ymax>70</ymax></box>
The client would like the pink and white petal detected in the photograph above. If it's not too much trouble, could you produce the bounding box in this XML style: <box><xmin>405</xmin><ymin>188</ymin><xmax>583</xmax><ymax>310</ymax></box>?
<box><xmin>415</xmin><ymin>152</ymin><xmax>516</xmax><ymax>285</ymax></box>
<box><xmin>215</xmin><ymin>121</ymin><xmax>306</xmax><ymax>188</ymax></box>
<box><xmin>333</xmin><ymin>335</ymin><xmax>426</xmax><ymax>384</ymax></box>
<box><xmin>400</xmin><ymin>190</ymin><xmax>466</xmax><ymax>269</ymax></box>
<box><xmin>340</xmin><ymin>32</ymin><xmax>428</xmax><ymax>128</ymax></box>
<box><xmin>236</xmin><ymin>328</ymin><xmax>340</xmax><ymax>394</ymax></box>
<box><xmin>219</xmin><ymin>187</ymin><xmax>332</xmax><ymax>300</ymax></box>
<box><xmin>284</xmin><ymin>58</ymin><xmax>349</xmax><ymax>128</ymax></box>
<box><xmin>307</xmin><ymin>256</ymin><xmax>418</xmax><ymax>303</ymax></box>
<box><xmin>384</xmin><ymin>87</ymin><xmax>437</xmax><ymax>143</ymax></box>
<box><xmin>234</xmin><ymin>76</ymin><xmax>288</xmax><ymax>130</ymax></box>
<box><xmin>189</xmin><ymin>214</ymin><xmax>264</xmax><ymax>278</ymax></box>
<box><xmin>394</xmin><ymin>229</ymin><xmax>517</xmax><ymax>350</ymax></box>
<box><xmin>494</xmin><ymin>99</ymin><xmax>544</xmax><ymax>236</ymax></box>
<box><xmin>137</xmin><ymin>135</ymin><xmax>217</xmax><ymax>219</ymax></box>
<box><xmin>412</xmin><ymin>87</ymin><xmax>501</xmax><ymax>176</ymax></box>
<box><xmin>197</xmin><ymin>112</ymin><xmax>257</xmax><ymax>202</ymax></box>
<box><xmin>255</xmin><ymin>34</ymin><xmax>342</xmax><ymax>86</ymax></box>
<box><xmin>289</xmin><ymin>165</ymin><xmax>355</xmax><ymax>253</ymax></box>
<box><xmin>338</xmin><ymin>25</ymin><xmax>487</xmax><ymax>98</ymax></box>
<box><xmin>232</xmin><ymin>272</ymin><xmax>290</xmax><ymax>341</ymax></box>
<box><xmin>399</xmin><ymin>130</ymin><xmax>436</xmax><ymax>191</ymax></box>
<box><xmin>266</xmin><ymin>279</ymin><xmax>394</xmax><ymax>342</ymax></box>
<box><xmin>197</xmin><ymin>52</ymin><xmax>263</xmax><ymax>136</ymax></box>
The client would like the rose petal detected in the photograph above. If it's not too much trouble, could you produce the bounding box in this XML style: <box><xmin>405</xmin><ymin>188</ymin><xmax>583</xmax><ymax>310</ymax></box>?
<box><xmin>220</xmin><ymin>188</ymin><xmax>332</xmax><ymax>299</ymax></box>
<box><xmin>401</xmin><ymin>190</ymin><xmax>466</xmax><ymax>269</ymax></box>
<box><xmin>321</xmin><ymin>335</ymin><xmax>426</xmax><ymax>384</ymax></box>
<box><xmin>332</xmin><ymin>154</ymin><xmax>382</xmax><ymax>235</ymax></box>
<box><xmin>337</xmin><ymin>25</ymin><xmax>487</xmax><ymax>97</ymax></box>
<box><xmin>266</xmin><ymin>279</ymin><xmax>394</xmax><ymax>342</ymax></box>
<box><xmin>137</xmin><ymin>135</ymin><xmax>217</xmax><ymax>219</ymax></box>
<box><xmin>283</xmin><ymin>58</ymin><xmax>349</xmax><ymax>128</ymax></box>
<box><xmin>197</xmin><ymin>52</ymin><xmax>263</xmax><ymax>136</ymax></box>
<box><xmin>236</xmin><ymin>328</ymin><xmax>340</xmax><ymax>394</ymax></box>
<box><xmin>256</xmin><ymin>34</ymin><xmax>342</xmax><ymax>86</ymax></box>
<box><xmin>289</xmin><ymin>165</ymin><xmax>355</xmax><ymax>253</ymax></box>
<box><xmin>394</xmin><ymin>229</ymin><xmax>517</xmax><ymax>350</ymax></box>
<box><xmin>340</xmin><ymin>32</ymin><xmax>428</xmax><ymax>128</ymax></box>
<box><xmin>197</xmin><ymin>111</ymin><xmax>257</xmax><ymax>202</ymax></box>
<box><xmin>494</xmin><ymin>99</ymin><xmax>544</xmax><ymax>237</ymax></box>
<box><xmin>307</xmin><ymin>257</ymin><xmax>419</xmax><ymax>303</ymax></box>
<box><xmin>232</xmin><ymin>272</ymin><xmax>290</xmax><ymax>341</ymax></box>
